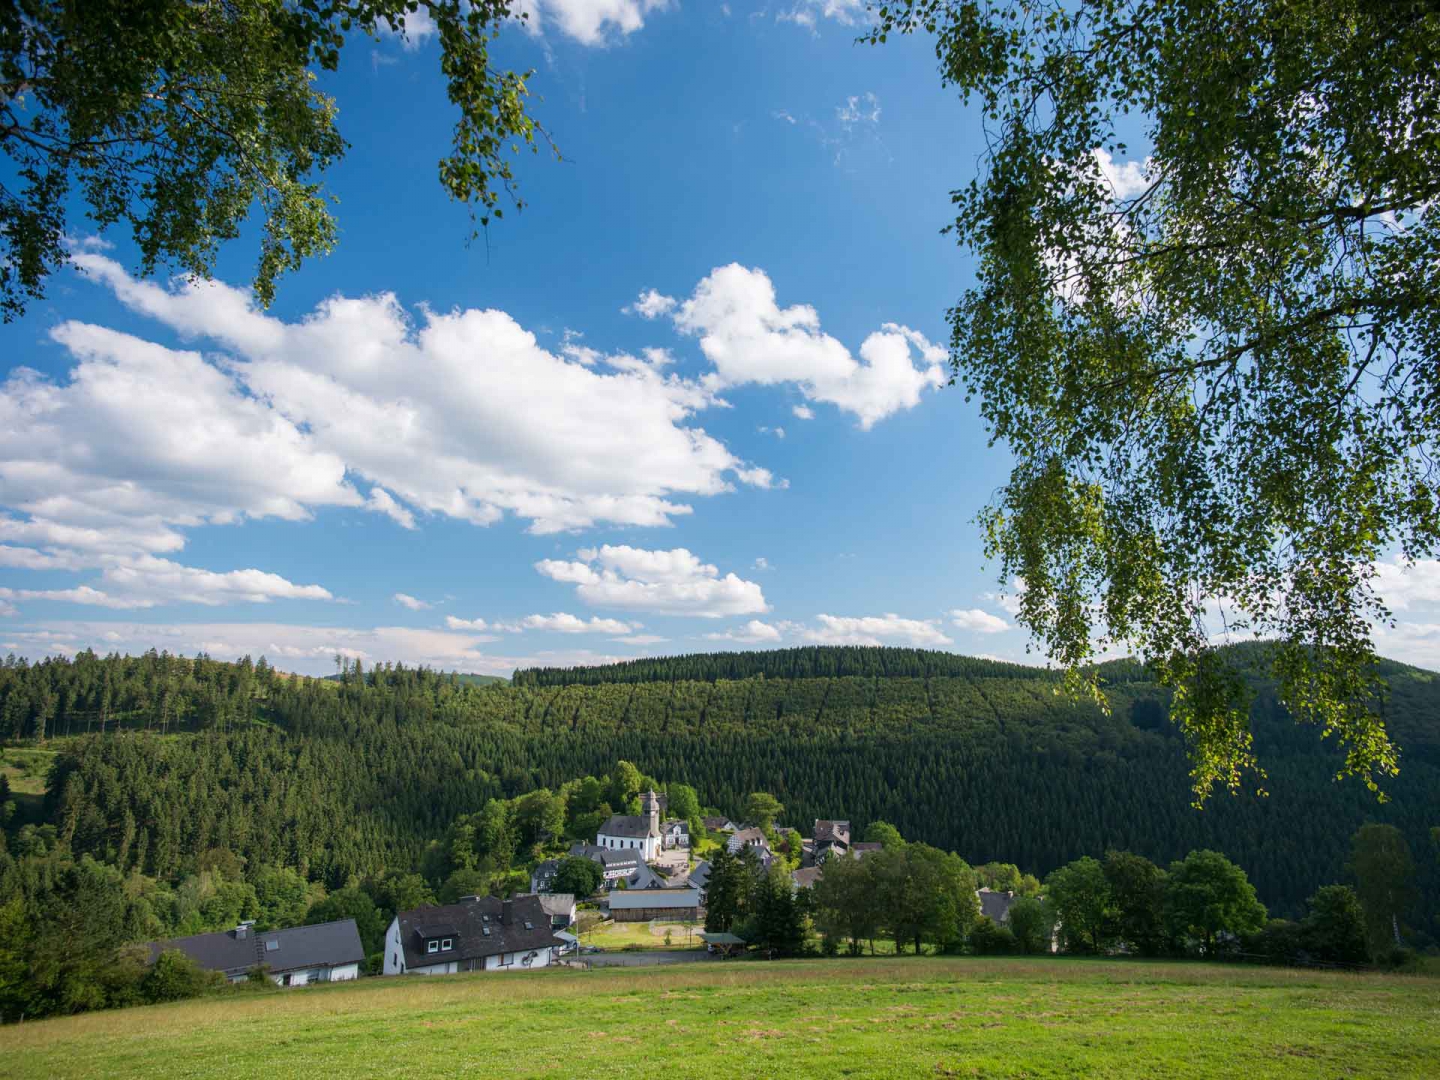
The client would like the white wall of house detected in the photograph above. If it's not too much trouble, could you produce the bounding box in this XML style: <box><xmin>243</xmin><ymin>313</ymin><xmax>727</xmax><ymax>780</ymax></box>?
<box><xmin>382</xmin><ymin>916</ymin><xmax>405</xmax><ymax>976</ymax></box>
<box><xmin>597</xmin><ymin>832</ymin><xmax>658</xmax><ymax>860</ymax></box>
<box><xmin>482</xmin><ymin>948</ymin><xmax>554</xmax><ymax>971</ymax></box>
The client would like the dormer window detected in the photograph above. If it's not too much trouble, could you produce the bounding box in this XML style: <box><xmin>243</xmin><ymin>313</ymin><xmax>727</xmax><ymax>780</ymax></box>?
<box><xmin>427</xmin><ymin>940</ymin><xmax>439</xmax><ymax>954</ymax></box>
<box><xmin>441</xmin><ymin>938</ymin><xmax>453</xmax><ymax>951</ymax></box>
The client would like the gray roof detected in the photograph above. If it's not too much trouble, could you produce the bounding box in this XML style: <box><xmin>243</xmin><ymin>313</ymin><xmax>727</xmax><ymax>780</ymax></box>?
<box><xmin>599</xmin><ymin>813</ymin><xmax>657</xmax><ymax>839</ymax></box>
<box><xmin>396</xmin><ymin>895</ymin><xmax>561</xmax><ymax>970</ymax></box>
<box><xmin>977</xmin><ymin>888</ymin><xmax>1018</xmax><ymax>924</ymax></box>
<box><xmin>608</xmin><ymin>888</ymin><xmax>701</xmax><ymax>910</ymax></box>
<box><xmin>684</xmin><ymin>860</ymin><xmax>711</xmax><ymax>890</ymax></box>
<box><xmin>146</xmin><ymin>919</ymin><xmax>364</xmax><ymax>977</ymax></box>
<box><xmin>569</xmin><ymin>842</ymin><xmax>640</xmax><ymax>869</ymax></box>
<box><xmin>727</xmin><ymin>827</ymin><xmax>769</xmax><ymax>853</ymax></box>
<box><xmin>791</xmin><ymin>866</ymin><xmax>823</xmax><ymax>889</ymax></box>
<box><xmin>850</xmin><ymin>842</ymin><xmax>883</xmax><ymax>858</ymax></box>
<box><xmin>702</xmin><ymin>816</ymin><xmax>735</xmax><ymax>831</ymax></box>
<box><xmin>535</xmin><ymin>893</ymin><xmax>576</xmax><ymax>917</ymax></box>
<box><xmin>814</xmin><ymin>820</ymin><xmax>851</xmax><ymax>847</ymax></box>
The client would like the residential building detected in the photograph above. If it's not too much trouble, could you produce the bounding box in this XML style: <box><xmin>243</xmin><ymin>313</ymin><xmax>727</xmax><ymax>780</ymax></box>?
<box><xmin>702</xmin><ymin>816</ymin><xmax>737</xmax><ymax>833</ymax></box>
<box><xmin>596</xmin><ymin>789</ymin><xmax>662</xmax><ymax>861</ymax></box>
<box><xmin>531</xmin><ymin>858</ymin><xmax>561</xmax><ymax>894</ymax></box>
<box><xmin>791</xmin><ymin>866</ymin><xmax>823</xmax><ymax>891</ymax></box>
<box><xmin>569</xmin><ymin>842</ymin><xmax>640</xmax><ymax>882</ymax></box>
<box><xmin>850</xmin><ymin>842</ymin><xmax>883</xmax><ymax>859</ymax></box>
<box><xmin>683</xmin><ymin>859</ymin><xmax>711</xmax><ymax>897</ymax></box>
<box><xmin>535</xmin><ymin>893</ymin><xmax>576</xmax><ymax>929</ymax></box>
<box><xmin>145</xmin><ymin>919</ymin><xmax>363</xmax><ymax>987</ymax></box>
<box><xmin>661</xmin><ymin>819</ymin><xmax>690</xmax><ymax>849</ymax></box>
<box><xmin>383</xmin><ymin>894</ymin><xmax>561</xmax><ymax>976</ymax></box>
<box><xmin>607</xmin><ymin>887</ymin><xmax>702</xmax><ymax>922</ymax></box>
<box><xmin>814</xmin><ymin>819</ymin><xmax>851</xmax><ymax>861</ymax></box>
<box><xmin>977</xmin><ymin>888</ymin><xmax>1018</xmax><ymax>926</ymax></box>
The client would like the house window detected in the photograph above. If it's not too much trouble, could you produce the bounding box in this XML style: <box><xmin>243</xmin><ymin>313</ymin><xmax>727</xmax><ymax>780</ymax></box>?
<box><xmin>499</xmin><ymin>953</ymin><xmax>513</xmax><ymax>967</ymax></box>
<box><xmin>427</xmin><ymin>940</ymin><xmax>439</xmax><ymax>954</ymax></box>
<box><xmin>441</xmin><ymin>938</ymin><xmax>453</xmax><ymax>951</ymax></box>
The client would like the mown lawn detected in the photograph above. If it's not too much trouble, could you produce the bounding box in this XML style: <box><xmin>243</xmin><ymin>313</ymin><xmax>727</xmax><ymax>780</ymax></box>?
<box><xmin>3</xmin><ymin>957</ymin><xmax>1437</xmax><ymax>1079</ymax></box>
<box><xmin>580</xmin><ymin>917</ymin><xmax>702</xmax><ymax>951</ymax></box>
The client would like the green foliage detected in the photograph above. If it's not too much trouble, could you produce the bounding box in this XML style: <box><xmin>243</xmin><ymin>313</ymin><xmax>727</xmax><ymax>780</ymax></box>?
<box><xmin>549</xmin><ymin>856</ymin><xmax>603</xmax><ymax>899</ymax></box>
<box><xmin>702</xmin><ymin>847</ymin><xmax>749</xmax><ymax>934</ymax></box>
<box><xmin>140</xmin><ymin>949</ymin><xmax>218</xmax><ymax>1004</ymax></box>
<box><xmin>0</xmin><ymin>0</ymin><xmax>546</xmax><ymax>320</ymax></box>
<box><xmin>812</xmin><ymin>854</ymin><xmax>883</xmax><ymax>955</ymax></box>
<box><xmin>1165</xmin><ymin>850</ymin><xmax>1268</xmax><ymax>955</ymax></box>
<box><xmin>870</xmin><ymin>0</ymin><xmax>1440</xmax><ymax>804</ymax></box>
<box><xmin>744</xmin><ymin>792</ymin><xmax>784</xmax><ymax>831</ymax></box>
<box><xmin>1006</xmin><ymin>897</ymin><xmax>1052</xmax><ymax>955</ymax></box>
<box><xmin>864</xmin><ymin>821</ymin><xmax>905</xmax><ymax>851</ymax></box>
<box><xmin>1102</xmin><ymin>850</ymin><xmax>1169</xmax><ymax>956</ymax></box>
<box><xmin>1300</xmin><ymin>885</ymin><xmax>1369</xmax><ymax>965</ymax></box>
<box><xmin>1348</xmin><ymin>823</ymin><xmax>1418</xmax><ymax>956</ymax></box>
<box><xmin>304</xmin><ymin>887</ymin><xmax>386</xmax><ymax>956</ymax></box>
<box><xmin>1045</xmin><ymin>856</ymin><xmax>1116</xmax><ymax>954</ymax></box>
<box><xmin>969</xmin><ymin>916</ymin><xmax>1017</xmax><ymax>955</ymax></box>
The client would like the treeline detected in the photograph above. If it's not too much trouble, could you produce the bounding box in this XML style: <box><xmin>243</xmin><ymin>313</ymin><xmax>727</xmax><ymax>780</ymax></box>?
<box><xmin>513</xmin><ymin>645</ymin><xmax>1091</xmax><ymax>686</ymax></box>
<box><xmin>3</xmin><ymin>648</ymin><xmax>1438</xmax><ymax>921</ymax></box>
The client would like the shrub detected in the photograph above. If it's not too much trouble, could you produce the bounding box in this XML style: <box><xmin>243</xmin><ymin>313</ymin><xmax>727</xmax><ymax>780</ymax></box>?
<box><xmin>970</xmin><ymin>917</ymin><xmax>1017</xmax><ymax>955</ymax></box>
<box><xmin>141</xmin><ymin>950</ymin><xmax>221</xmax><ymax>1004</ymax></box>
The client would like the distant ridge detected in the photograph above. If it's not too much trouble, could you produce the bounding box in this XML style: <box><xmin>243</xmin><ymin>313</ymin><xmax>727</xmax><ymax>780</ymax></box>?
<box><xmin>321</xmin><ymin>671</ymin><xmax>507</xmax><ymax>686</ymax></box>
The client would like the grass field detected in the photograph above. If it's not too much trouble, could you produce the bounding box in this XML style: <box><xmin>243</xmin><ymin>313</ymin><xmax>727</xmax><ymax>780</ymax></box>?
<box><xmin>0</xmin><ymin>747</ymin><xmax>55</xmax><ymax>796</ymax></box>
<box><xmin>3</xmin><ymin>957</ymin><xmax>1437</xmax><ymax>1079</ymax></box>
<box><xmin>579</xmin><ymin>917</ymin><xmax>702</xmax><ymax>950</ymax></box>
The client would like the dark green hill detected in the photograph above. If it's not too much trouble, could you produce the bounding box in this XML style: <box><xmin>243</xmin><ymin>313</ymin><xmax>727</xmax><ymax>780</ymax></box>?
<box><xmin>2</xmin><ymin>646</ymin><xmax>1436</xmax><ymax>921</ymax></box>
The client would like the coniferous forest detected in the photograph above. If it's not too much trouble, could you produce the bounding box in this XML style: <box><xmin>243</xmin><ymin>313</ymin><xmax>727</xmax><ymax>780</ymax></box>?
<box><xmin>1</xmin><ymin>644</ymin><xmax>1435</xmax><ymax>922</ymax></box>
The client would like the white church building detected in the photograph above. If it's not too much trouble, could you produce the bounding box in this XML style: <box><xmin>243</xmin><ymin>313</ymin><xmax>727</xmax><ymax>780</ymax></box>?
<box><xmin>596</xmin><ymin>789</ymin><xmax>663</xmax><ymax>861</ymax></box>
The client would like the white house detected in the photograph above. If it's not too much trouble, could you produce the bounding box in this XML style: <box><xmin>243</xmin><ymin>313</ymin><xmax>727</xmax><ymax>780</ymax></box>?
<box><xmin>383</xmin><ymin>894</ymin><xmax>562</xmax><ymax>976</ymax></box>
<box><xmin>661</xmin><ymin>819</ymin><xmax>690</xmax><ymax>849</ymax></box>
<box><xmin>569</xmin><ymin>842</ymin><xmax>641</xmax><ymax>882</ymax></box>
<box><xmin>145</xmin><ymin>919</ymin><xmax>364</xmax><ymax>986</ymax></box>
<box><xmin>596</xmin><ymin>789</ymin><xmax>662</xmax><ymax>861</ymax></box>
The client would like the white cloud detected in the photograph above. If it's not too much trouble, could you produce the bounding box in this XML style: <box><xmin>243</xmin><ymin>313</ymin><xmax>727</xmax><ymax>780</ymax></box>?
<box><xmin>536</xmin><ymin>544</ymin><xmax>767</xmax><ymax>617</ymax></box>
<box><xmin>1373</xmin><ymin>556</ymin><xmax>1440</xmax><ymax>612</ymax></box>
<box><xmin>798</xmin><ymin>613</ymin><xmax>952</xmax><ymax>647</ymax></box>
<box><xmin>704</xmin><ymin>619</ymin><xmax>782</xmax><ymax>644</ymax></box>
<box><xmin>28</xmin><ymin>253</ymin><xmax>771</xmax><ymax>545</ymax></box>
<box><xmin>613</xmin><ymin>633</ymin><xmax>667</xmax><ymax>645</ymax></box>
<box><xmin>673</xmin><ymin>264</ymin><xmax>945</xmax><ymax>429</ymax></box>
<box><xmin>0</xmin><ymin>621</ymin><xmax>635</xmax><ymax>676</ymax></box>
<box><xmin>792</xmin><ymin>404</ymin><xmax>814</xmax><ymax>420</ymax></box>
<box><xmin>778</xmin><ymin>1</ymin><xmax>867</xmax><ymax>27</ymax></box>
<box><xmin>445</xmin><ymin>616</ymin><xmax>492</xmax><ymax>631</ymax></box>
<box><xmin>753</xmin><ymin>557</ymin><xmax>770</xmax><ymax>571</ymax></box>
<box><xmin>515</xmin><ymin>0</ymin><xmax>673</xmax><ymax>47</ymax></box>
<box><xmin>1090</xmin><ymin>148</ymin><xmax>1153</xmax><ymax>200</ymax></box>
<box><xmin>0</xmin><ymin>556</ymin><xmax>332</xmax><ymax>610</ymax></box>
<box><xmin>366</xmin><ymin>487</ymin><xmax>417</xmax><ymax>530</ymax></box>
<box><xmin>950</xmin><ymin>608</ymin><xmax>1011</xmax><ymax>634</ymax></box>
<box><xmin>394</xmin><ymin>593</ymin><xmax>431</xmax><ymax>611</ymax></box>
<box><xmin>623</xmin><ymin>288</ymin><xmax>678</xmax><ymax>319</ymax></box>
<box><xmin>508</xmin><ymin>612</ymin><xmax>636</xmax><ymax>634</ymax></box>
<box><xmin>984</xmin><ymin>577</ymin><xmax>1027</xmax><ymax>618</ymax></box>
<box><xmin>836</xmin><ymin>92</ymin><xmax>880</xmax><ymax>127</ymax></box>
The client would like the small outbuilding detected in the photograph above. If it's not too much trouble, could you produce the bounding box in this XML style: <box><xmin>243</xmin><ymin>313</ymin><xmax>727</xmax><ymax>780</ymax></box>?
<box><xmin>606</xmin><ymin>887</ymin><xmax>702</xmax><ymax>922</ymax></box>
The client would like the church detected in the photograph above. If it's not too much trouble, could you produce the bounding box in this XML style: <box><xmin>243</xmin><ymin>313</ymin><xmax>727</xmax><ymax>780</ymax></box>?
<box><xmin>595</xmin><ymin>789</ymin><xmax>663</xmax><ymax>862</ymax></box>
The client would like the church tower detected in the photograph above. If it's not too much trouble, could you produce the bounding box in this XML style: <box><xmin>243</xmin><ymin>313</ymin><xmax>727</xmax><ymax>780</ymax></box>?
<box><xmin>640</xmin><ymin>790</ymin><xmax>660</xmax><ymax>836</ymax></box>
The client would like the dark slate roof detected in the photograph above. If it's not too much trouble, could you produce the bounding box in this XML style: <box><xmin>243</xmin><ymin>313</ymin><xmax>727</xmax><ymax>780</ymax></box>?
<box><xmin>599</xmin><ymin>813</ymin><xmax>657</xmax><ymax>839</ymax></box>
<box><xmin>395</xmin><ymin>895</ymin><xmax>561</xmax><ymax>970</ymax></box>
<box><xmin>684</xmin><ymin>860</ymin><xmax>711</xmax><ymax>890</ymax></box>
<box><xmin>569</xmin><ymin>842</ymin><xmax>640</xmax><ymax>869</ymax></box>
<box><xmin>661</xmin><ymin>819</ymin><xmax>689</xmax><ymax>834</ymax></box>
<box><xmin>814</xmin><ymin>819</ymin><xmax>851</xmax><ymax>847</ymax></box>
<box><xmin>703</xmin><ymin>816</ymin><xmax>735</xmax><ymax>831</ymax></box>
<box><xmin>146</xmin><ymin>919</ymin><xmax>364</xmax><ymax>977</ymax></box>
<box><xmin>850</xmin><ymin>842</ymin><xmax>883</xmax><ymax>858</ymax></box>
<box><xmin>622</xmin><ymin>863</ymin><xmax>668</xmax><ymax>891</ymax></box>
<box><xmin>977</xmin><ymin>889</ymin><xmax>1018</xmax><ymax>924</ymax></box>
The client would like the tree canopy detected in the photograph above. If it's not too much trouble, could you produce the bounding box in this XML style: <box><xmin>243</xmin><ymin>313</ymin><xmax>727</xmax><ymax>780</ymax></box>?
<box><xmin>0</xmin><ymin>0</ymin><xmax>544</xmax><ymax>320</ymax></box>
<box><xmin>873</xmin><ymin>0</ymin><xmax>1440</xmax><ymax>803</ymax></box>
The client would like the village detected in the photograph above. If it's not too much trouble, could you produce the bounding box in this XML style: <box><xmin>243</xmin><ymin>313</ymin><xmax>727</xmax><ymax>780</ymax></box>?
<box><xmin>139</xmin><ymin>789</ymin><xmax>1026</xmax><ymax>984</ymax></box>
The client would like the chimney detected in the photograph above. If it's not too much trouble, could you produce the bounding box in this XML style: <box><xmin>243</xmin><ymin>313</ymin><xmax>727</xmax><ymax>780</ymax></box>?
<box><xmin>501</xmin><ymin>899</ymin><xmax>513</xmax><ymax>925</ymax></box>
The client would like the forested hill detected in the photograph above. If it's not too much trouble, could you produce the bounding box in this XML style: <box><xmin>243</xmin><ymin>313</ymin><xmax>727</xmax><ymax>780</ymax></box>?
<box><xmin>1</xmin><ymin>646</ymin><xmax>1437</xmax><ymax>919</ymax></box>
<box><xmin>511</xmin><ymin>646</ymin><xmax>1084</xmax><ymax>686</ymax></box>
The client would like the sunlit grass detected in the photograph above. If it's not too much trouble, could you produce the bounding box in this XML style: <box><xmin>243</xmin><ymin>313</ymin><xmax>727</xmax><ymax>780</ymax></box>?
<box><xmin>4</xmin><ymin>956</ymin><xmax>1438</xmax><ymax>1079</ymax></box>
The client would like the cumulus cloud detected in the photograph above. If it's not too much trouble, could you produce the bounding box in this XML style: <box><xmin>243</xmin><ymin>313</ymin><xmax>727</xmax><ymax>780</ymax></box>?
<box><xmin>1373</xmin><ymin>556</ymin><xmax>1440</xmax><ymax>612</ymax></box>
<box><xmin>984</xmin><ymin>577</ymin><xmax>1027</xmax><ymax>618</ymax></box>
<box><xmin>704</xmin><ymin>619</ymin><xmax>782</xmax><ymax>644</ymax></box>
<box><xmin>778</xmin><ymin>1</ymin><xmax>868</xmax><ymax>28</ymax></box>
<box><xmin>1090</xmin><ymin>148</ymin><xmax>1153</xmax><ymax>200</ymax></box>
<box><xmin>394</xmin><ymin>593</ymin><xmax>431</xmax><ymax>611</ymax></box>
<box><xmin>673</xmin><ymin>264</ymin><xmax>945</xmax><ymax>428</ymax></box>
<box><xmin>505</xmin><ymin>612</ymin><xmax>636</xmax><ymax>634</ymax></box>
<box><xmin>798</xmin><ymin>613</ymin><xmax>952</xmax><ymax>647</ymax></box>
<box><xmin>623</xmin><ymin>288</ymin><xmax>678</xmax><ymax>319</ymax></box>
<box><xmin>949</xmin><ymin>608</ymin><xmax>1010</xmax><ymax>634</ymax></box>
<box><xmin>536</xmin><ymin>545</ymin><xmax>767</xmax><ymax>617</ymax></box>
<box><xmin>15</xmin><ymin>253</ymin><xmax>772</xmax><ymax>547</ymax></box>
<box><xmin>792</xmin><ymin>404</ymin><xmax>815</xmax><ymax>420</ymax></box>
<box><xmin>0</xmin><ymin>556</ymin><xmax>332</xmax><ymax>611</ymax></box>
<box><xmin>513</xmin><ymin>0</ymin><xmax>673</xmax><ymax>46</ymax></box>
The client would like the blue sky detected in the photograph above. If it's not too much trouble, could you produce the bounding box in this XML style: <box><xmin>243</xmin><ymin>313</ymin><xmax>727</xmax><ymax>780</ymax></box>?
<box><xmin>1</xmin><ymin>1</ymin><xmax>1435</xmax><ymax>674</ymax></box>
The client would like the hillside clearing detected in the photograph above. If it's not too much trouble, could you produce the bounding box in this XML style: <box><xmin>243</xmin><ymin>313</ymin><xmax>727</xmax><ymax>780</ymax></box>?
<box><xmin>4</xmin><ymin>958</ymin><xmax>1437</xmax><ymax>1079</ymax></box>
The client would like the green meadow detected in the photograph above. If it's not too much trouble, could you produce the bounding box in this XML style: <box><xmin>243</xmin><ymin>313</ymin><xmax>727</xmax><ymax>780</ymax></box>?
<box><xmin>4</xmin><ymin>957</ymin><xmax>1437</xmax><ymax>1079</ymax></box>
